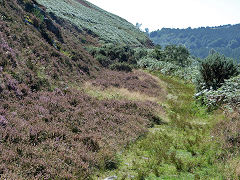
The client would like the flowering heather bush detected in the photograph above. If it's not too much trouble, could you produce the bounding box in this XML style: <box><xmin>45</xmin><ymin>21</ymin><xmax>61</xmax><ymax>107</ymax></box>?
<box><xmin>0</xmin><ymin>86</ymin><xmax>161</xmax><ymax>179</ymax></box>
<box><xmin>0</xmin><ymin>0</ymin><xmax>162</xmax><ymax>179</ymax></box>
<box><xmin>91</xmin><ymin>70</ymin><xmax>162</xmax><ymax>97</ymax></box>
<box><xmin>0</xmin><ymin>33</ymin><xmax>17</xmax><ymax>69</ymax></box>
<box><xmin>0</xmin><ymin>115</ymin><xmax>7</xmax><ymax>128</ymax></box>
<box><xmin>0</xmin><ymin>0</ymin><xmax>101</xmax><ymax>87</ymax></box>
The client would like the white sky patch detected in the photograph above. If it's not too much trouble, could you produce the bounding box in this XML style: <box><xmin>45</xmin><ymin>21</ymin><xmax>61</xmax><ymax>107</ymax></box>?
<box><xmin>87</xmin><ymin>0</ymin><xmax>240</xmax><ymax>31</ymax></box>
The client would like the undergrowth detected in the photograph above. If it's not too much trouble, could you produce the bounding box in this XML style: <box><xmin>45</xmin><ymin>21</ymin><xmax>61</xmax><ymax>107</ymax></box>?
<box><xmin>95</xmin><ymin>71</ymin><xmax>234</xmax><ymax>179</ymax></box>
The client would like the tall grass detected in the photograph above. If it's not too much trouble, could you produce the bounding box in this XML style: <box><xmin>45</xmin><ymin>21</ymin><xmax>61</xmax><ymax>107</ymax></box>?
<box><xmin>96</xmin><ymin>71</ymin><xmax>233</xmax><ymax>179</ymax></box>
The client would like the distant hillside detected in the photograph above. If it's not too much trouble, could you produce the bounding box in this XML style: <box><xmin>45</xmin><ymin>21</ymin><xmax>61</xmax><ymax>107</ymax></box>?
<box><xmin>36</xmin><ymin>0</ymin><xmax>151</xmax><ymax>46</ymax></box>
<box><xmin>150</xmin><ymin>24</ymin><xmax>240</xmax><ymax>60</ymax></box>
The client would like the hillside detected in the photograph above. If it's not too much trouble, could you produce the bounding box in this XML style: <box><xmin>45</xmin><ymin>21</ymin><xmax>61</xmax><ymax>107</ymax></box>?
<box><xmin>1</xmin><ymin>0</ymin><xmax>240</xmax><ymax>179</ymax></box>
<box><xmin>36</xmin><ymin>0</ymin><xmax>151</xmax><ymax>46</ymax></box>
<box><xmin>150</xmin><ymin>24</ymin><xmax>240</xmax><ymax>61</ymax></box>
<box><xmin>0</xmin><ymin>0</ymin><xmax>157</xmax><ymax>179</ymax></box>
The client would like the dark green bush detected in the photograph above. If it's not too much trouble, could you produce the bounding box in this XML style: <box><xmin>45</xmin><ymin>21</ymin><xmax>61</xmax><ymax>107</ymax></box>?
<box><xmin>109</xmin><ymin>62</ymin><xmax>132</xmax><ymax>72</ymax></box>
<box><xmin>89</xmin><ymin>44</ymin><xmax>137</xmax><ymax>68</ymax></box>
<box><xmin>95</xmin><ymin>54</ymin><xmax>111</xmax><ymax>67</ymax></box>
<box><xmin>164</xmin><ymin>45</ymin><xmax>190</xmax><ymax>67</ymax></box>
<box><xmin>198</xmin><ymin>53</ymin><xmax>239</xmax><ymax>90</ymax></box>
<box><xmin>134</xmin><ymin>47</ymin><xmax>148</xmax><ymax>60</ymax></box>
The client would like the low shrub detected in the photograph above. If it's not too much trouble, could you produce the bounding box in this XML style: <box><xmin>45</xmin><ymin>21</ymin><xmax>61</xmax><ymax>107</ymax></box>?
<box><xmin>137</xmin><ymin>57</ymin><xmax>199</xmax><ymax>81</ymax></box>
<box><xmin>133</xmin><ymin>47</ymin><xmax>148</xmax><ymax>60</ymax></box>
<box><xmin>109</xmin><ymin>62</ymin><xmax>132</xmax><ymax>72</ymax></box>
<box><xmin>195</xmin><ymin>75</ymin><xmax>240</xmax><ymax>110</ymax></box>
<box><xmin>89</xmin><ymin>44</ymin><xmax>136</xmax><ymax>68</ymax></box>
<box><xmin>95</xmin><ymin>54</ymin><xmax>110</xmax><ymax>67</ymax></box>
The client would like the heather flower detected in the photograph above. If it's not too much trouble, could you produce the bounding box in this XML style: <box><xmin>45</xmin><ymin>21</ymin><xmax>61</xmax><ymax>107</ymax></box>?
<box><xmin>0</xmin><ymin>115</ymin><xmax>7</xmax><ymax>128</ymax></box>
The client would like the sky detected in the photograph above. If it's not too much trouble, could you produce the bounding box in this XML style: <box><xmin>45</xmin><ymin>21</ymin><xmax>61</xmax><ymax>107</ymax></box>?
<box><xmin>87</xmin><ymin>0</ymin><xmax>240</xmax><ymax>31</ymax></box>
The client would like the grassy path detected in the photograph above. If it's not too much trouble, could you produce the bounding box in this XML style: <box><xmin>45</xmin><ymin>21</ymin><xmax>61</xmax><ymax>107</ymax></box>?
<box><xmin>93</xmin><ymin>72</ymin><xmax>229</xmax><ymax>179</ymax></box>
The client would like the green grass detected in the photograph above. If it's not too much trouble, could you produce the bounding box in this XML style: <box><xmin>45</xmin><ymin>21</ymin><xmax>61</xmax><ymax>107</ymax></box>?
<box><xmin>94</xmin><ymin>71</ymin><xmax>229</xmax><ymax>179</ymax></box>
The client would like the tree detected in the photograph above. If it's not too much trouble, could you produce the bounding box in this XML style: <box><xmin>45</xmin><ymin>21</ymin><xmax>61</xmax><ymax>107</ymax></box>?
<box><xmin>145</xmin><ymin>28</ymin><xmax>149</xmax><ymax>34</ymax></box>
<box><xmin>164</xmin><ymin>45</ymin><xmax>190</xmax><ymax>67</ymax></box>
<box><xmin>135</xmin><ymin>22</ymin><xmax>142</xmax><ymax>30</ymax></box>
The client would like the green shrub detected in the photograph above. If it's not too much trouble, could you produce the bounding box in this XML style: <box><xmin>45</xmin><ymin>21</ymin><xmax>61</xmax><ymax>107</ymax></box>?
<box><xmin>95</xmin><ymin>54</ymin><xmax>110</xmax><ymax>67</ymax></box>
<box><xmin>109</xmin><ymin>62</ymin><xmax>132</xmax><ymax>72</ymax></box>
<box><xmin>89</xmin><ymin>44</ymin><xmax>137</xmax><ymax>68</ymax></box>
<box><xmin>133</xmin><ymin>47</ymin><xmax>148</xmax><ymax>60</ymax></box>
<box><xmin>164</xmin><ymin>45</ymin><xmax>191</xmax><ymax>67</ymax></box>
<box><xmin>137</xmin><ymin>57</ymin><xmax>199</xmax><ymax>81</ymax></box>
<box><xmin>196</xmin><ymin>75</ymin><xmax>240</xmax><ymax>110</ymax></box>
<box><xmin>198</xmin><ymin>53</ymin><xmax>239</xmax><ymax>91</ymax></box>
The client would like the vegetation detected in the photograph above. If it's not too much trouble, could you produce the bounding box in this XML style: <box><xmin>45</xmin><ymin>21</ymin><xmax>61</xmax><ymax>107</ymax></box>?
<box><xmin>1</xmin><ymin>0</ymin><xmax>240</xmax><ymax>179</ymax></box>
<box><xmin>109</xmin><ymin>62</ymin><xmax>133</xmax><ymax>72</ymax></box>
<box><xmin>88</xmin><ymin>43</ymin><xmax>136</xmax><ymax>67</ymax></box>
<box><xmin>0</xmin><ymin>0</ymin><xmax>156</xmax><ymax>178</ymax></box>
<box><xmin>196</xmin><ymin>74</ymin><xmax>240</xmax><ymax>111</ymax></box>
<box><xmin>197</xmin><ymin>53</ymin><xmax>239</xmax><ymax>91</ymax></box>
<box><xmin>36</xmin><ymin>0</ymin><xmax>151</xmax><ymax>46</ymax></box>
<box><xmin>153</xmin><ymin>45</ymin><xmax>191</xmax><ymax>67</ymax></box>
<box><xmin>150</xmin><ymin>24</ymin><xmax>240</xmax><ymax>61</ymax></box>
<box><xmin>95</xmin><ymin>72</ymin><xmax>240</xmax><ymax>179</ymax></box>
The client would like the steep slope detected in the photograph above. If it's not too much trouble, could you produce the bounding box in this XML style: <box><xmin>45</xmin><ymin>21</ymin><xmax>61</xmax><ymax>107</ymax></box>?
<box><xmin>0</xmin><ymin>0</ymin><xmax>161</xmax><ymax>179</ymax></box>
<box><xmin>36</xmin><ymin>0</ymin><xmax>151</xmax><ymax>46</ymax></box>
<box><xmin>150</xmin><ymin>24</ymin><xmax>240</xmax><ymax>60</ymax></box>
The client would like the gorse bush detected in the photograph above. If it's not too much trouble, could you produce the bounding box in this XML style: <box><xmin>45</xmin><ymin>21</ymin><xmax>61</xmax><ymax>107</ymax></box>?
<box><xmin>198</xmin><ymin>53</ymin><xmax>239</xmax><ymax>91</ymax></box>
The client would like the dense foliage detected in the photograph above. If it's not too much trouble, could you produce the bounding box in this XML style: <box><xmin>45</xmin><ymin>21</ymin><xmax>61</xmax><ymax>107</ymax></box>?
<box><xmin>197</xmin><ymin>53</ymin><xmax>239</xmax><ymax>91</ymax></box>
<box><xmin>198</xmin><ymin>75</ymin><xmax>240</xmax><ymax>110</ymax></box>
<box><xmin>150</xmin><ymin>24</ymin><xmax>240</xmax><ymax>61</ymax></box>
<box><xmin>136</xmin><ymin>45</ymin><xmax>198</xmax><ymax>81</ymax></box>
<box><xmin>109</xmin><ymin>62</ymin><xmax>132</xmax><ymax>72</ymax></box>
<box><xmin>151</xmin><ymin>45</ymin><xmax>191</xmax><ymax>67</ymax></box>
<box><xmin>88</xmin><ymin>43</ymin><xmax>136</xmax><ymax>68</ymax></box>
